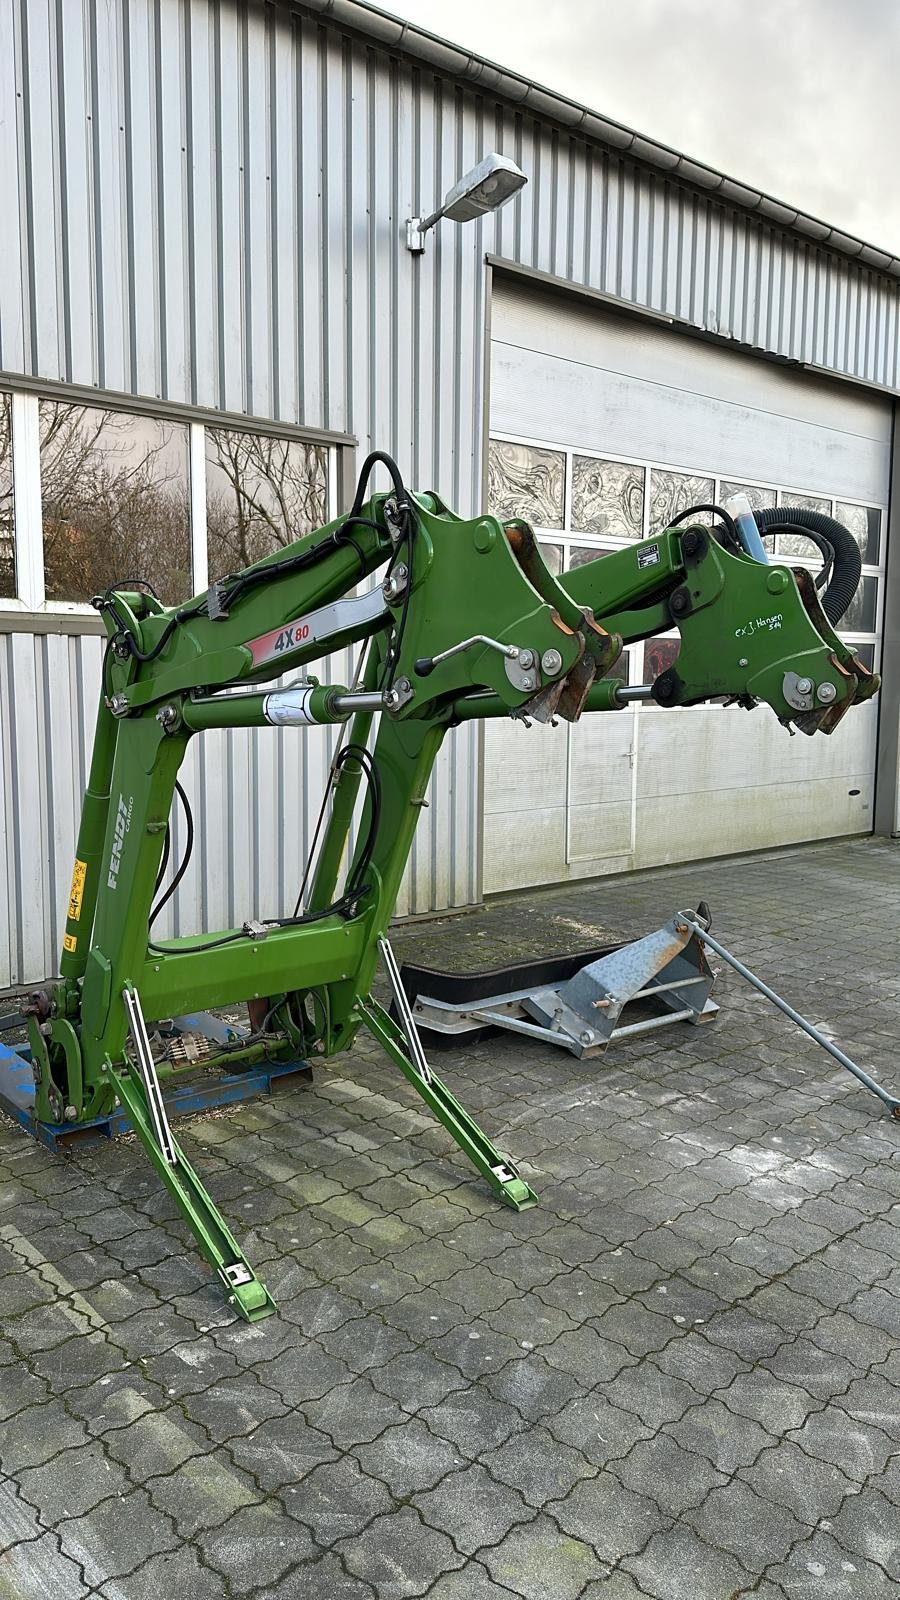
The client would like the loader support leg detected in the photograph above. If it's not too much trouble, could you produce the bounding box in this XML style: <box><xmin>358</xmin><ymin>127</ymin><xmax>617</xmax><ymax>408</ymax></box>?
<box><xmin>118</xmin><ymin>987</ymin><xmax>276</xmax><ymax>1321</ymax></box>
<box><xmin>357</xmin><ymin>995</ymin><xmax>537</xmax><ymax>1210</ymax></box>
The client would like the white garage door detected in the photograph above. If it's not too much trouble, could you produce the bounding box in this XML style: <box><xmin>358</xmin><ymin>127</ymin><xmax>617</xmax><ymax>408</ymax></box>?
<box><xmin>483</xmin><ymin>281</ymin><xmax>890</xmax><ymax>894</ymax></box>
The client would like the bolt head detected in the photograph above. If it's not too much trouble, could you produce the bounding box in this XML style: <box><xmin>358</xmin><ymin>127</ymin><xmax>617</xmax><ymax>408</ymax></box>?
<box><xmin>579</xmin><ymin>1031</ymin><xmax>593</xmax><ymax>1045</ymax></box>
<box><xmin>795</xmin><ymin>677</ymin><xmax>813</xmax><ymax>695</ymax></box>
<box><xmin>738</xmin><ymin>657</ymin><xmax>749</xmax><ymax>668</ymax></box>
<box><xmin>518</xmin><ymin>649</ymin><xmax>534</xmax><ymax>669</ymax></box>
<box><xmin>541</xmin><ymin>648</ymin><xmax>563</xmax><ymax>676</ymax></box>
<box><xmin>817</xmin><ymin>682</ymin><xmax>837</xmax><ymax>703</ymax></box>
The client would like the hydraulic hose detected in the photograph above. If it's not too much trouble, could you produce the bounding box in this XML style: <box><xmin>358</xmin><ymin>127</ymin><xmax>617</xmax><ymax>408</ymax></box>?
<box><xmin>755</xmin><ymin>506</ymin><xmax>861</xmax><ymax>625</ymax></box>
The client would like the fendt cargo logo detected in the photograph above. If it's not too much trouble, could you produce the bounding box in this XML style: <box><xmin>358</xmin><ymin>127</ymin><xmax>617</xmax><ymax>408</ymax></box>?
<box><xmin>107</xmin><ymin>793</ymin><xmax>134</xmax><ymax>890</ymax></box>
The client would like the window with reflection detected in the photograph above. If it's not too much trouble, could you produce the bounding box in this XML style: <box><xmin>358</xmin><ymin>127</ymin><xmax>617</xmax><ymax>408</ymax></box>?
<box><xmin>205</xmin><ymin>429</ymin><xmax>329</xmax><ymax>581</ymax></box>
<box><xmin>835</xmin><ymin>502</ymin><xmax>881</xmax><ymax>566</ymax></box>
<box><xmin>643</xmin><ymin>636</ymin><xmax>681</xmax><ymax>681</ymax></box>
<box><xmin>572</xmin><ymin>457</ymin><xmax>644</xmax><ymax>540</ymax></box>
<box><xmin>777</xmin><ymin>491</ymin><xmax>833</xmax><ymax>556</ymax></box>
<box><xmin>649</xmin><ymin>469</ymin><xmax>714</xmax><ymax>532</ymax></box>
<box><xmin>538</xmin><ymin>540</ymin><xmax>564</xmax><ymax>577</ymax></box>
<box><xmin>40</xmin><ymin>403</ymin><xmax>192</xmax><ymax>604</ymax></box>
<box><xmin>487</xmin><ymin>439</ymin><xmax>565</xmax><ymax>529</ymax></box>
<box><xmin>840</xmin><ymin>575</ymin><xmax>878</xmax><ymax>635</ymax></box>
<box><xmin>0</xmin><ymin>394</ymin><xmax>13</xmax><ymax>598</ymax></box>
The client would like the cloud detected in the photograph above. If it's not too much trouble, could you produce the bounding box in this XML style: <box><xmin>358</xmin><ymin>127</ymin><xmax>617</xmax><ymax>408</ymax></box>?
<box><xmin>394</xmin><ymin>0</ymin><xmax>900</xmax><ymax>253</ymax></box>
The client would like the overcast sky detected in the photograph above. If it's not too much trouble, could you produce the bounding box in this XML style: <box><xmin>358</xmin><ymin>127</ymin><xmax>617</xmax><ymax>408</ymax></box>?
<box><xmin>393</xmin><ymin>0</ymin><xmax>900</xmax><ymax>256</ymax></box>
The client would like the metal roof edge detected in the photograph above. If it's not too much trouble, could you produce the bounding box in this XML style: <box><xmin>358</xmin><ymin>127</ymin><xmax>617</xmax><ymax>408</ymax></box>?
<box><xmin>286</xmin><ymin>0</ymin><xmax>900</xmax><ymax>283</ymax></box>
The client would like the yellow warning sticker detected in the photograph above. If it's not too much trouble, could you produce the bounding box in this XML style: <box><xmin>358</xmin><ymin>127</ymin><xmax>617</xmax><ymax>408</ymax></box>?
<box><xmin>63</xmin><ymin>933</ymin><xmax>77</xmax><ymax>952</ymax></box>
<box><xmin>67</xmin><ymin>858</ymin><xmax>87</xmax><ymax>922</ymax></box>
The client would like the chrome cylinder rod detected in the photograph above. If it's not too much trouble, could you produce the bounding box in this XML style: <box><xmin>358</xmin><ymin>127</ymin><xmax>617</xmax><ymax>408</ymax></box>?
<box><xmin>678</xmin><ymin>917</ymin><xmax>900</xmax><ymax>1117</ymax></box>
<box><xmin>614</xmin><ymin>685</ymin><xmax>655</xmax><ymax>703</ymax></box>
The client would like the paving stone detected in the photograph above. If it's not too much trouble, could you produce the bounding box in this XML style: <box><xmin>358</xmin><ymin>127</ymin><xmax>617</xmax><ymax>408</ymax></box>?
<box><xmin>426</xmin><ymin>1566</ymin><xmax>529</xmax><ymax>1600</ymax></box>
<box><xmin>652</xmin><ymin>1329</ymin><xmax>750</xmax><ymax>1395</ymax></box>
<box><xmin>688</xmin><ymin>1474</ymin><xmax>806</xmax><ymax>1568</ymax></box>
<box><xmin>666</xmin><ymin>1396</ymin><xmax>773</xmax><ymax>1473</ymax></box>
<box><xmin>550</xmin><ymin>1470</ymin><xmax>669</xmax><ymax>1562</ymax></box>
<box><xmin>614</xmin><ymin>1432</ymin><xmax>728</xmax><ymax>1516</ymax></box>
<box><xmin>810</xmin><ymin>1309</ymin><xmax>895</xmax><ymax>1368</ymax></box>
<box><xmin>547</xmin><ymin>1392</ymin><xmax>653</xmax><ymax>1467</ymax></box>
<box><xmin>825</xmin><ymin>1486</ymin><xmax>899</xmax><ymax>1578</ymax></box>
<box><xmin>624</xmin><ymin>1523</ymin><xmax>754</xmax><ymax>1600</ymax></box>
<box><xmin>147</xmin><ymin>1448</ymin><xmax>263</xmax><ymax>1536</ymax></box>
<box><xmin>303</xmin><ymin>1373</ymin><xmax>408</xmax><ymax>1448</ymax></box>
<box><xmin>721</xmin><ymin>1367</ymin><xmax>818</xmax><ymax>1432</ymax></box>
<box><xmin>787</xmin><ymin>1407</ymin><xmax>896</xmax><ymax>1483</ymax></box>
<box><xmin>702</xmin><ymin>1305</ymin><xmax>790</xmax><ymax>1361</ymax></box>
<box><xmin>338</xmin><ymin>1503</ymin><xmax>465</xmax><ymax>1595</ymax></box>
<box><xmin>98</xmin><ymin>1546</ymin><xmax>228</xmax><ymax>1598</ymax></box>
<box><xmin>102</xmin><ymin>1405</ymin><xmax>209</xmax><ymax>1482</ymax></box>
<box><xmin>740</xmin><ymin>1437</ymin><xmax>856</xmax><ymax>1526</ymax></box>
<box><xmin>60</xmin><ymin>1488</ymin><xmax>179</xmax><ymax>1584</ymax></box>
<box><xmin>414</xmin><ymin>1462</ymin><xmax>531</xmax><ymax>1554</ymax></box>
<box><xmin>0</xmin><ymin>1530</ymin><xmax>89</xmax><ymax>1600</ymax></box>
<box><xmin>479</xmin><ymin>1422</ymin><xmax>596</xmax><ymax>1509</ymax></box>
<box><xmin>422</xmin><ymin>1385</ymin><xmax>525</xmax><ymax>1460</ymax></box>
<box><xmin>196</xmin><ymin>1499</ymin><xmax>319</xmax><ymax>1590</ymax></box>
<box><xmin>255</xmin><ymin>1339</ymin><xmax>356</xmax><ymax>1408</ymax></box>
<box><xmin>141</xmin><ymin>1336</ymin><xmax>242</xmax><ymax>1399</ymax></box>
<box><xmin>253</xmin><ymin>1550</ymin><xmax>378</xmax><ymax>1598</ymax></box>
<box><xmin>761</xmin><ymin>1334</ymin><xmax>858</xmax><ymax>1401</ymax></box>
<box><xmin>284</xmin><ymin>1452</ymin><xmax>394</xmax><ymax>1546</ymax></box>
<box><xmin>16</xmin><ymin>1438</ymin><xmax>130</xmax><ymax>1525</ymax></box>
<box><xmin>369</xmin><ymin>1347</ymin><xmax>470</xmax><ymax>1412</ymax></box>
<box><xmin>601</xmin><ymin>1360</ymin><xmax>696</xmax><ymax>1429</ymax></box>
<box><xmin>352</xmin><ymin>1417</ymin><xmax>462</xmax><ymax>1498</ymax></box>
<box><xmin>484</xmin><ymin>1351</ymin><xmax>583</xmax><ymax>1425</ymax></box>
<box><xmin>227</xmin><ymin>1413</ymin><xmax>339</xmax><ymax>1494</ymax></box>
<box><xmin>765</xmin><ymin>1528</ymin><xmax>898</xmax><ymax>1598</ymax></box>
<box><xmin>479</xmin><ymin>1513</ymin><xmax>604</xmax><ymax>1599</ymax></box>
<box><xmin>0</xmin><ymin>1401</ymin><xmax>91</xmax><ymax>1475</ymax></box>
<box><xmin>592</xmin><ymin>1300</ymin><xmax>676</xmax><ymax>1358</ymax></box>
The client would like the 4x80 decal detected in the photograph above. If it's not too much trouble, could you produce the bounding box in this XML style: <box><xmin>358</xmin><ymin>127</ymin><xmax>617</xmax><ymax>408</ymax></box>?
<box><xmin>247</xmin><ymin>589</ymin><xmax>389</xmax><ymax>668</ymax></box>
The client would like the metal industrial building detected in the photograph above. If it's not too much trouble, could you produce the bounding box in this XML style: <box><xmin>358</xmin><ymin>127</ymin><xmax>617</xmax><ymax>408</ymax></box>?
<box><xmin>1</xmin><ymin>0</ymin><xmax>898</xmax><ymax>989</ymax></box>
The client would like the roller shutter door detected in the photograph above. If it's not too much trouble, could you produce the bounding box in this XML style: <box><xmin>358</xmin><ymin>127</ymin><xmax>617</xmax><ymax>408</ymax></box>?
<box><xmin>484</xmin><ymin>280</ymin><xmax>889</xmax><ymax>893</ymax></box>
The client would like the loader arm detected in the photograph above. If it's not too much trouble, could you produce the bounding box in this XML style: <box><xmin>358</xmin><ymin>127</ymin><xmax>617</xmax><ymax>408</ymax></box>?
<box><xmin>23</xmin><ymin>453</ymin><xmax>877</xmax><ymax>1318</ymax></box>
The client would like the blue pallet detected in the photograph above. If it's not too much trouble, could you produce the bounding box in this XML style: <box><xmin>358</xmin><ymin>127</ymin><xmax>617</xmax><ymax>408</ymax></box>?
<box><xmin>0</xmin><ymin>1038</ymin><xmax>312</xmax><ymax>1153</ymax></box>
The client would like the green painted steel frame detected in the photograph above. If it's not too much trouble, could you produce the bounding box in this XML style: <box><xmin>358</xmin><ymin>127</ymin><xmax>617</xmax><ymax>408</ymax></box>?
<box><xmin>30</xmin><ymin>487</ymin><xmax>877</xmax><ymax>1318</ymax></box>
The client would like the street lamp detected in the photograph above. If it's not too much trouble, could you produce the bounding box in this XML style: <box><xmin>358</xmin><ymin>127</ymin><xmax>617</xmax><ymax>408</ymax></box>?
<box><xmin>406</xmin><ymin>152</ymin><xmax>528</xmax><ymax>254</ymax></box>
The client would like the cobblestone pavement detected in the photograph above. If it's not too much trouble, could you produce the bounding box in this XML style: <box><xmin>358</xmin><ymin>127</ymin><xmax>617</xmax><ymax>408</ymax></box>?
<box><xmin>0</xmin><ymin>837</ymin><xmax>898</xmax><ymax>1599</ymax></box>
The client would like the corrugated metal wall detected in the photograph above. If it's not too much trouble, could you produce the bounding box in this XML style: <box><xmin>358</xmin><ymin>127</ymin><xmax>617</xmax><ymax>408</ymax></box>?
<box><xmin>1</xmin><ymin>0</ymin><xmax>899</xmax><ymax>987</ymax></box>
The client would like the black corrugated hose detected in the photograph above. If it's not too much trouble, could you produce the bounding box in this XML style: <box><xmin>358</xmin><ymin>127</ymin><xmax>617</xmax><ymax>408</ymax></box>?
<box><xmin>754</xmin><ymin>506</ymin><xmax>861</xmax><ymax>625</ymax></box>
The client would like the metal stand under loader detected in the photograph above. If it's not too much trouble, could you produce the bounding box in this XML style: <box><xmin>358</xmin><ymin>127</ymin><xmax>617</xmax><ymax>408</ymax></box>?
<box><xmin>406</xmin><ymin>906</ymin><xmax>719</xmax><ymax>1057</ymax></box>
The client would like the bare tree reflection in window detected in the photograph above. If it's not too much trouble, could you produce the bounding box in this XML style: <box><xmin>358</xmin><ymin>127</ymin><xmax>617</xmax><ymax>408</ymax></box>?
<box><xmin>206</xmin><ymin>430</ymin><xmax>328</xmax><ymax>580</ymax></box>
<box><xmin>0</xmin><ymin>394</ymin><xmax>13</xmax><ymax>597</ymax></box>
<box><xmin>487</xmin><ymin>440</ymin><xmax>565</xmax><ymax>529</ymax></box>
<box><xmin>40</xmin><ymin>403</ymin><xmax>192</xmax><ymax>603</ymax></box>
<box><xmin>572</xmin><ymin>457</ymin><xmax>644</xmax><ymax>539</ymax></box>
